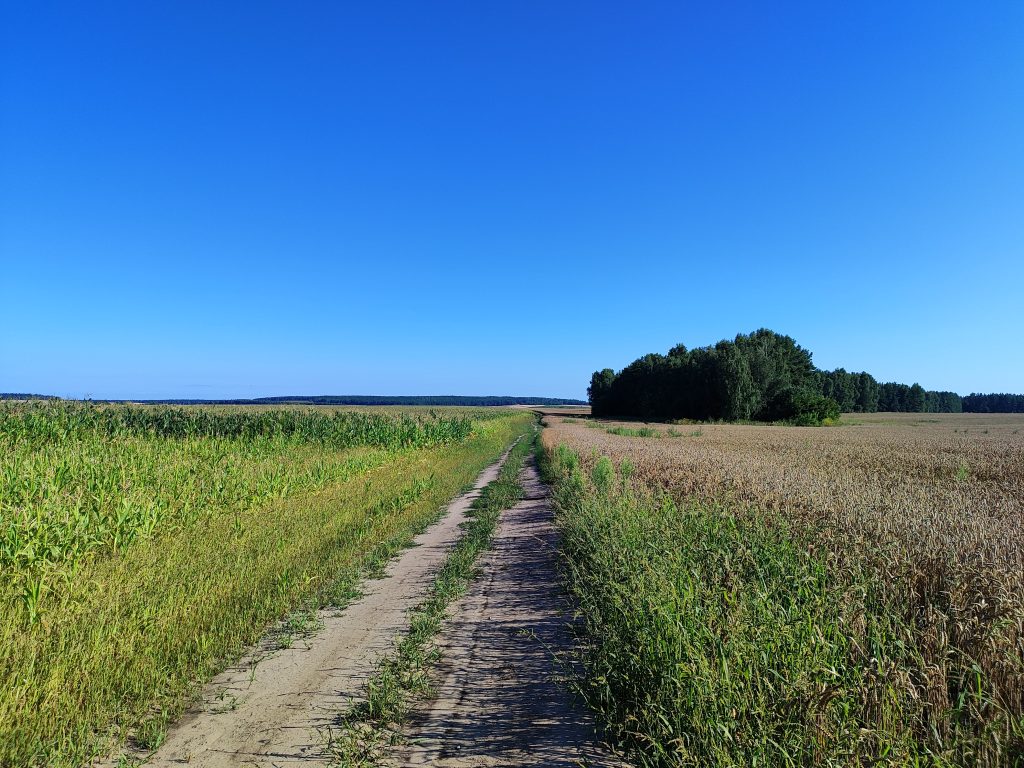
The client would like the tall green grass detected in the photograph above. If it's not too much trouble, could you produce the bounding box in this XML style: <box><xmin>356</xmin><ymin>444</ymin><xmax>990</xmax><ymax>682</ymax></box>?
<box><xmin>542</xmin><ymin>444</ymin><xmax>1017</xmax><ymax>767</ymax></box>
<box><xmin>605</xmin><ymin>425</ymin><xmax>660</xmax><ymax>438</ymax></box>
<box><xmin>0</xmin><ymin>401</ymin><xmax>476</xmax><ymax>577</ymax></box>
<box><xmin>0</xmin><ymin>403</ymin><xmax>533</xmax><ymax>767</ymax></box>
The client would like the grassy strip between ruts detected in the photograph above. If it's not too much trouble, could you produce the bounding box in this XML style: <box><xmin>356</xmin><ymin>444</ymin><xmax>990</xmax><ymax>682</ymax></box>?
<box><xmin>324</xmin><ymin>429</ymin><xmax>537</xmax><ymax>767</ymax></box>
<box><xmin>540</xmin><ymin>442</ymin><xmax>1019</xmax><ymax>768</ymax></box>
<box><xmin>0</xmin><ymin>411</ymin><xmax>534</xmax><ymax>768</ymax></box>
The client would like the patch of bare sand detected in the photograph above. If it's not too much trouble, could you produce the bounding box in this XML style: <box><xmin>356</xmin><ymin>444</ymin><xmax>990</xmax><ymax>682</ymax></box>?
<box><xmin>392</xmin><ymin>459</ymin><xmax>625</xmax><ymax>768</ymax></box>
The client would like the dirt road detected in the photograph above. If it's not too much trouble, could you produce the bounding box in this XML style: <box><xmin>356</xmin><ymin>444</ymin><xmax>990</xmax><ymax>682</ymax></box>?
<box><xmin>109</xmin><ymin>446</ymin><xmax>621</xmax><ymax>767</ymax></box>
<box><xmin>122</xmin><ymin>451</ymin><xmax>512</xmax><ymax>768</ymax></box>
<box><xmin>392</xmin><ymin>459</ymin><xmax>622</xmax><ymax>767</ymax></box>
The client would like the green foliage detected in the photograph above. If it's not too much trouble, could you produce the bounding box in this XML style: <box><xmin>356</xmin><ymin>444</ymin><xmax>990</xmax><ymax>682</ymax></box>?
<box><xmin>590</xmin><ymin>456</ymin><xmax>615</xmax><ymax>495</ymax></box>
<box><xmin>606</xmin><ymin>426</ymin><xmax>660</xmax><ymax>437</ymax></box>
<box><xmin>784</xmin><ymin>391</ymin><xmax>841</xmax><ymax>426</ymax></box>
<box><xmin>543</xmin><ymin>445</ymin><xmax>983</xmax><ymax>767</ymax></box>
<box><xmin>963</xmin><ymin>393</ymin><xmax>1024</xmax><ymax>413</ymax></box>
<box><xmin>589</xmin><ymin>329</ymin><xmax>820</xmax><ymax>422</ymax></box>
<box><xmin>0</xmin><ymin>405</ymin><xmax>534</xmax><ymax>767</ymax></box>
<box><xmin>588</xmin><ymin>329</ymin><xmax>975</xmax><ymax>422</ymax></box>
<box><xmin>552</xmin><ymin>444</ymin><xmax>579</xmax><ymax>476</ymax></box>
<box><xmin>0</xmin><ymin>401</ymin><xmax>477</xmax><ymax>577</ymax></box>
<box><xmin>587</xmin><ymin>369</ymin><xmax>617</xmax><ymax>416</ymax></box>
<box><xmin>0</xmin><ymin>400</ymin><xmax>472</xmax><ymax>448</ymax></box>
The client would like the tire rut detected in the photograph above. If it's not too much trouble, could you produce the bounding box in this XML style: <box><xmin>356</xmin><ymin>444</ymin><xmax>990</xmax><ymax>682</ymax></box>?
<box><xmin>392</xmin><ymin>458</ymin><xmax>625</xmax><ymax>768</ymax></box>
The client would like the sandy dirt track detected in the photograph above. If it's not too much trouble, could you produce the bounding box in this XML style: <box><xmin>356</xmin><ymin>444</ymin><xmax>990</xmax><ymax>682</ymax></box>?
<box><xmin>392</xmin><ymin>458</ymin><xmax>623</xmax><ymax>768</ymax></box>
<box><xmin>118</xmin><ymin>449</ymin><xmax>513</xmax><ymax>768</ymax></box>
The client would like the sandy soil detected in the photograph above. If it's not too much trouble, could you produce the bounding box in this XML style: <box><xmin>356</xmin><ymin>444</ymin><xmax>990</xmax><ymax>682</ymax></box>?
<box><xmin>391</xmin><ymin>459</ymin><xmax>623</xmax><ymax>768</ymax></box>
<box><xmin>111</xmin><ymin>449</ymin><xmax>513</xmax><ymax>768</ymax></box>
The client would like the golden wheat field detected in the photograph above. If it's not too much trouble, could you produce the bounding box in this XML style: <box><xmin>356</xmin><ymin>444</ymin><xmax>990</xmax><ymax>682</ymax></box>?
<box><xmin>543</xmin><ymin>411</ymin><xmax>1024</xmax><ymax>765</ymax></box>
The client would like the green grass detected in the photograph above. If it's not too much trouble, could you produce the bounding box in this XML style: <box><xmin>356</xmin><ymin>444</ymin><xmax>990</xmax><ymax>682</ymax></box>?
<box><xmin>541</xmin><ymin>444</ymin><xmax>990</xmax><ymax>768</ymax></box>
<box><xmin>0</xmin><ymin>399</ymin><xmax>476</xmax><ymax>446</ymax></box>
<box><xmin>0</xmin><ymin>400</ymin><xmax>477</xmax><ymax>577</ymax></box>
<box><xmin>666</xmin><ymin>427</ymin><xmax>702</xmax><ymax>437</ymax></box>
<box><xmin>326</xmin><ymin>430</ymin><xmax>537</xmax><ymax>766</ymax></box>
<box><xmin>606</xmin><ymin>426</ymin><xmax>661</xmax><ymax>438</ymax></box>
<box><xmin>0</xmin><ymin>403</ymin><xmax>534</xmax><ymax>767</ymax></box>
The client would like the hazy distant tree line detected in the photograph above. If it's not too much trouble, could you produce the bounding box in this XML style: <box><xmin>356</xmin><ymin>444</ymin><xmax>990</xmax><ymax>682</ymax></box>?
<box><xmin>588</xmin><ymin>329</ymin><xmax>1021</xmax><ymax>423</ymax></box>
<box><xmin>0</xmin><ymin>394</ymin><xmax>586</xmax><ymax>407</ymax></box>
<box><xmin>148</xmin><ymin>395</ymin><xmax>586</xmax><ymax>406</ymax></box>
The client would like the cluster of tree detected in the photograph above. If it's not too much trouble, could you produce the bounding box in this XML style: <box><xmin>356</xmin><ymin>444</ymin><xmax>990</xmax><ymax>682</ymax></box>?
<box><xmin>588</xmin><ymin>329</ymin><xmax>1020</xmax><ymax>424</ymax></box>
<box><xmin>588</xmin><ymin>329</ymin><xmax>839</xmax><ymax>424</ymax></box>
<box><xmin>962</xmin><ymin>393</ymin><xmax>1024</xmax><ymax>413</ymax></box>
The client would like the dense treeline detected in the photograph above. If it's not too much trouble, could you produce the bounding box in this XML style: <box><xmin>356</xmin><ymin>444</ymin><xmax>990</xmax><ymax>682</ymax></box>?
<box><xmin>589</xmin><ymin>329</ymin><xmax>1020</xmax><ymax>423</ymax></box>
<box><xmin>588</xmin><ymin>330</ymin><xmax>838</xmax><ymax>424</ymax></box>
<box><xmin>818</xmin><ymin>370</ymin><xmax>962</xmax><ymax>414</ymax></box>
<box><xmin>962</xmin><ymin>393</ymin><xmax>1024</xmax><ymax>413</ymax></box>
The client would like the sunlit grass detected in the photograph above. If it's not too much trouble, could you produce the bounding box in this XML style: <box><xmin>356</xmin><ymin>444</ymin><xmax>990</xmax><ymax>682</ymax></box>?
<box><xmin>542</xmin><ymin>419</ymin><xmax>1024</xmax><ymax>767</ymax></box>
<box><xmin>0</xmin><ymin>401</ymin><xmax>534</xmax><ymax>767</ymax></box>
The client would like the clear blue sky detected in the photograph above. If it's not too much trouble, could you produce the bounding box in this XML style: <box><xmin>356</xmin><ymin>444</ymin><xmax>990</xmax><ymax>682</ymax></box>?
<box><xmin>2</xmin><ymin>2</ymin><xmax>1022</xmax><ymax>400</ymax></box>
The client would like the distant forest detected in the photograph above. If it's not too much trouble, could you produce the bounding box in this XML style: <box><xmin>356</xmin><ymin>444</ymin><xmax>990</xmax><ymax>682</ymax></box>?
<box><xmin>152</xmin><ymin>395</ymin><xmax>587</xmax><ymax>406</ymax></box>
<box><xmin>588</xmin><ymin>329</ymin><xmax>1024</xmax><ymax>424</ymax></box>
<box><xmin>0</xmin><ymin>394</ymin><xmax>586</xmax><ymax>407</ymax></box>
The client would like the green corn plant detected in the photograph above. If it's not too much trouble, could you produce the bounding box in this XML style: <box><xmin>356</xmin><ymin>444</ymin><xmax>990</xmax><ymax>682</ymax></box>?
<box><xmin>20</xmin><ymin>572</ymin><xmax>45</xmax><ymax>625</ymax></box>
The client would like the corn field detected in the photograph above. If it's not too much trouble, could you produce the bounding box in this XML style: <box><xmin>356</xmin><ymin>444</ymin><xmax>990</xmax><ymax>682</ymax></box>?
<box><xmin>0</xmin><ymin>400</ymin><xmax>533</xmax><ymax>767</ymax></box>
<box><xmin>0</xmin><ymin>399</ymin><xmax>475</xmax><ymax>445</ymax></box>
<box><xmin>0</xmin><ymin>401</ymin><xmax>474</xmax><ymax>582</ymax></box>
<box><xmin>542</xmin><ymin>412</ymin><xmax>1024</xmax><ymax>767</ymax></box>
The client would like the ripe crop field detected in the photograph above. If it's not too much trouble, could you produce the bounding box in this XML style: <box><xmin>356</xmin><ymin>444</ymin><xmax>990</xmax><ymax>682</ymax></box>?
<box><xmin>0</xmin><ymin>400</ymin><xmax>533</xmax><ymax>767</ymax></box>
<box><xmin>542</xmin><ymin>412</ymin><xmax>1024</xmax><ymax>767</ymax></box>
